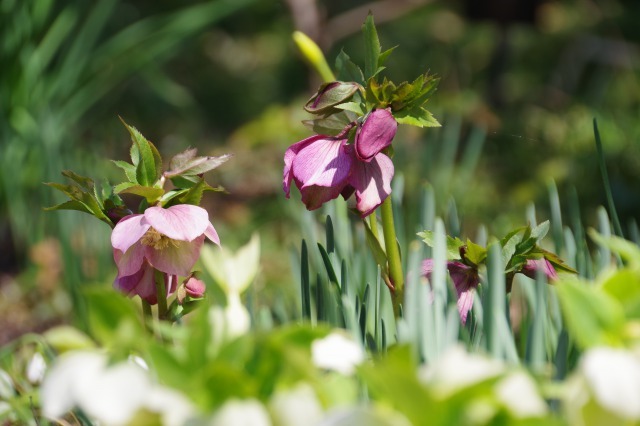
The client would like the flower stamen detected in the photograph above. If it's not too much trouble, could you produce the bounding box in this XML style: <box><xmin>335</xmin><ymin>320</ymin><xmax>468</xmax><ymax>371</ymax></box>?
<box><xmin>140</xmin><ymin>228</ymin><xmax>177</xmax><ymax>250</ymax></box>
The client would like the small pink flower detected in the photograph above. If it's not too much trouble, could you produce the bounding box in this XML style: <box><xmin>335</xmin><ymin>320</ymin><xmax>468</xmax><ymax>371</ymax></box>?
<box><xmin>111</xmin><ymin>205</ymin><xmax>219</xmax><ymax>302</ymax></box>
<box><xmin>521</xmin><ymin>259</ymin><xmax>558</xmax><ymax>281</ymax></box>
<box><xmin>423</xmin><ymin>259</ymin><xmax>480</xmax><ymax>324</ymax></box>
<box><xmin>283</xmin><ymin>109</ymin><xmax>397</xmax><ymax>217</ymax></box>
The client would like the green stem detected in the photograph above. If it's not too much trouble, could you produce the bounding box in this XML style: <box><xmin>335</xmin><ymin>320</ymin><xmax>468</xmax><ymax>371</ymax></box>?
<box><xmin>368</xmin><ymin>213</ymin><xmax>380</xmax><ymax>240</ymax></box>
<box><xmin>141</xmin><ymin>300</ymin><xmax>153</xmax><ymax>332</ymax></box>
<box><xmin>380</xmin><ymin>196</ymin><xmax>403</xmax><ymax>315</ymax></box>
<box><xmin>154</xmin><ymin>270</ymin><xmax>168</xmax><ymax>321</ymax></box>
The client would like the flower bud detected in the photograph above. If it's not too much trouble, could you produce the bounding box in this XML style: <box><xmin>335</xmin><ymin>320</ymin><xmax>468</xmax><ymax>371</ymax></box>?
<box><xmin>185</xmin><ymin>276</ymin><xmax>206</xmax><ymax>298</ymax></box>
<box><xmin>354</xmin><ymin>108</ymin><xmax>397</xmax><ymax>161</ymax></box>
<box><xmin>304</xmin><ymin>82</ymin><xmax>359</xmax><ymax>114</ymax></box>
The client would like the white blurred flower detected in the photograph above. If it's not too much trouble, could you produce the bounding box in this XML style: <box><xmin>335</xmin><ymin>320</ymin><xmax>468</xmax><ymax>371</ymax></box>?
<box><xmin>209</xmin><ymin>295</ymin><xmax>251</xmax><ymax>347</ymax></box>
<box><xmin>26</xmin><ymin>352</ymin><xmax>47</xmax><ymax>384</ymax></box>
<box><xmin>318</xmin><ymin>406</ymin><xmax>412</xmax><ymax>426</ymax></box>
<box><xmin>495</xmin><ymin>371</ymin><xmax>548</xmax><ymax>418</ymax></box>
<box><xmin>269</xmin><ymin>383</ymin><xmax>324</xmax><ymax>426</ymax></box>
<box><xmin>0</xmin><ymin>369</ymin><xmax>14</xmax><ymax>399</ymax></box>
<box><xmin>575</xmin><ymin>347</ymin><xmax>640</xmax><ymax>420</ymax></box>
<box><xmin>419</xmin><ymin>345</ymin><xmax>504</xmax><ymax>395</ymax></box>
<box><xmin>209</xmin><ymin>398</ymin><xmax>272</xmax><ymax>426</ymax></box>
<box><xmin>201</xmin><ymin>233</ymin><xmax>260</xmax><ymax>295</ymax></box>
<box><xmin>312</xmin><ymin>332</ymin><xmax>364</xmax><ymax>375</ymax></box>
<box><xmin>41</xmin><ymin>350</ymin><xmax>196</xmax><ymax>426</ymax></box>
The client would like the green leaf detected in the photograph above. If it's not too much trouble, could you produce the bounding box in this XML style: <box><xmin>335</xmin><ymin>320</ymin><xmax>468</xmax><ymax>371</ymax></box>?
<box><xmin>335</xmin><ymin>50</ymin><xmax>365</xmax><ymax>85</ymax></box>
<box><xmin>465</xmin><ymin>239</ymin><xmax>487</xmax><ymax>266</ymax></box>
<box><xmin>174</xmin><ymin>178</ymin><xmax>209</xmax><ymax>206</ymax></box>
<box><xmin>43</xmin><ymin>199</ymin><xmax>93</xmax><ymax>215</ymax></box>
<box><xmin>112</xmin><ymin>160</ymin><xmax>137</xmax><ymax>183</ymax></box>
<box><xmin>378</xmin><ymin>46</ymin><xmax>397</xmax><ymax>68</ymax></box>
<box><xmin>164</xmin><ymin>149</ymin><xmax>231</xmax><ymax>178</ymax></box>
<box><xmin>394</xmin><ymin>107</ymin><xmax>440</xmax><ymax>128</ymax></box>
<box><xmin>589</xmin><ymin>229</ymin><xmax>640</xmax><ymax>268</ymax></box>
<box><xmin>333</xmin><ymin>101</ymin><xmax>365</xmax><ymax>116</ymax></box>
<box><xmin>556</xmin><ymin>278</ymin><xmax>626</xmax><ymax>349</ymax></box>
<box><xmin>121</xmin><ymin>118</ymin><xmax>162</xmax><ymax>187</ymax></box>
<box><xmin>302</xmin><ymin>111</ymin><xmax>354</xmax><ymax>136</ymax></box>
<box><xmin>83</xmin><ymin>288</ymin><xmax>144</xmax><ymax>347</ymax></box>
<box><xmin>115</xmin><ymin>183</ymin><xmax>164</xmax><ymax>204</ymax></box>
<box><xmin>531</xmin><ymin>220</ymin><xmax>550</xmax><ymax>242</ymax></box>
<box><xmin>418</xmin><ymin>230</ymin><xmax>463</xmax><ymax>260</ymax></box>
<box><xmin>601</xmin><ymin>269</ymin><xmax>640</xmax><ymax>319</ymax></box>
<box><xmin>61</xmin><ymin>170</ymin><xmax>94</xmax><ymax>192</ymax></box>
<box><xmin>362</xmin><ymin>14</ymin><xmax>381</xmax><ymax>80</ymax></box>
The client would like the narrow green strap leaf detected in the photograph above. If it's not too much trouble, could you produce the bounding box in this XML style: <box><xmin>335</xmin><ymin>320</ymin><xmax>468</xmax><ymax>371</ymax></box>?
<box><xmin>593</xmin><ymin>118</ymin><xmax>624</xmax><ymax>238</ymax></box>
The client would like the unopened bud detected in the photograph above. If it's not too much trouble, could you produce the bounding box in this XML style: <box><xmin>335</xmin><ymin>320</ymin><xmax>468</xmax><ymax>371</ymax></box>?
<box><xmin>304</xmin><ymin>82</ymin><xmax>359</xmax><ymax>114</ymax></box>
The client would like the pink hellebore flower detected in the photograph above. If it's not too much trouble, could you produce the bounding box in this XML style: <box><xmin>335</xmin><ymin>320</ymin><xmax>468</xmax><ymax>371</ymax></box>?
<box><xmin>111</xmin><ymin>204</ymin><xmax>219</xmax><ymax>303</ymax></box>
<box><xmin>283</xmin><ymin>108</ymin><xmax>397</xmax><ymax>217</ymax></box>
<box><xmin>521</xmin><ymin>259</ymin><xmax>558</xmax><ymax>281</ymax></box>
<box><xmin>422</xmin><ymin>259</ymin><xmax>480</xmax><ymax>324</ymax></box>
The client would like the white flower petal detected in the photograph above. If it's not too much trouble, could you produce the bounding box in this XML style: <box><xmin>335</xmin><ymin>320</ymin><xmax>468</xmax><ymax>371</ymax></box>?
<box><xmin>269</xmin><ymin>383</ymin><xmax>324</xmax><ymax>426</ymax></box>
<box><xmin>210</xmin><ymin>399</ymin><xmax>272</xmax><ymax>426</ymax></box>
<box><xmin>26</xmin><ymin>352</ymin><xmax>47</xmax><ymax>384</ymax></box>
<box><xmin>312</xmin><ymin>332</ymin><xmax>364</xmax><ymax>375</ymax></box>
<box><xmin>495</xmin><ymin>372</ymin><xmax>548</xmax><ymax>418</ymax></box>
<box><xmin>581</xmin><ymin>347</ymin><xmax>640</xmax><ymax>419</ymax></box>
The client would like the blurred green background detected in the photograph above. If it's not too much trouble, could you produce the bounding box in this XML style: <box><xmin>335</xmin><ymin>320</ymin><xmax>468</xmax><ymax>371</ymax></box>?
<box><xmin>2</xmin><ymin>0</ymin><xmax>639</xmax><ymax>343</ymax></box>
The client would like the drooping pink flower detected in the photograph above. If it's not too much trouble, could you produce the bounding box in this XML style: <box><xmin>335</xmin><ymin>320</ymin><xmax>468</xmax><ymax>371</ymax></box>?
<box><xmin>521</xmin><ymin>259</ymin><xmax>558</xmax><ymax>281</ymax></box>
<box><xmin>423</xmin><ymin>259</ymin><xmax>480</xmax><ymax>324</ymax></box>
<box><xmin>111</xmin><ymin>204</ymin><xmax>219</xmax><ymax>302</ymax></box>
<box><xmin>114</xmin><ymin>261</ymin><xmax>177</xmax><ymax>304</ymax></box>
<box><xmin>283</xmin><ymin>108</ymin><xmax>397</xmax><ymax>217</ymax></box>
<box><xmin>283</xmin><ymin>135</ymin><xmax>353</xmax><ymax>210</ymax></box>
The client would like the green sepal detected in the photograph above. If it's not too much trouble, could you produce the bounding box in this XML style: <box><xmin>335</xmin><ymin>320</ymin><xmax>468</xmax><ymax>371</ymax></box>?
<box><xmin>114</xmin><ymin>182</ymin><xmax>165</xmax><ymax>204</ymax></box>
<box><xmin>418</xmin><ymin>230</ymin><xmax>463</xmax><ymax>260</ymax></box>
<box><xmin>120</xmin><ymin>118</ymin><xmax>162</xmax><ymax>187</ymax></box>
<box><xmin>164</xmin><ymin>148</ymin><xmax>231</xmax><ymax>179</ymax></box>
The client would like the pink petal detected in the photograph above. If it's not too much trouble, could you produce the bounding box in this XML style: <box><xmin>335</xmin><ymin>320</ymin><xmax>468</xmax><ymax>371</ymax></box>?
<box><xmin>111</xmin><ymin>214</ymin><xmax>150</xmax><ymax>253</ymax></box>
<box><xmin>349</xmin><ymin>152</ymin><xmax>394</xmax><ymax>217</ymax></box>
<box><xmin>522</xmin><ymin>259</ymin><xmax>558</xmax><ymax>281</ymax></box>
<box><xmin>422</xmin><ymin>259</ymin><xmax>435</xmax><ymax>276</ymax></box>
<box><xmin>355</xmin><ymin>109</ymin><xmax>397</xmax><ymax>161</ymax></box>
<box><xmin>299</xmin><ymin>184</ymin><xmax>348</xmax><ymax>211</ymax></box>
<box><xmin>146</xmin><ymin>236</ymin><xmax>204</xmax><ymax>277</ymax></box>
<box><xmin>113</xmin><ymin>242</ymin><xmax>146</xmax><ymax>278</ymax></box>
<box><xmin>283</xmin><ymin>135</ymin><xmax>324</xmax><ymax>198</ymax></box>
<box><xmin>114</xmin><ymin>262</ymin><xmax>156</xmax><ymax>303</ymax></box>
<box><xmin>204</xmin><ymin>223</ymin><xmax>220</xmax><ymax>246</ymax></box>
<box><xmin>292</xmin><ymin>137</ymin><xmax>352</xmax><ymax>191</ymax></box>
<box><xmin>144</xmin><ymin>205</ymin><xmax>209</xmax><ymax>242</ymax></box>
<box><xmin>457</xmin><ymin>287</ymin><xmax>475</xmax><ymax>324</ymax></box>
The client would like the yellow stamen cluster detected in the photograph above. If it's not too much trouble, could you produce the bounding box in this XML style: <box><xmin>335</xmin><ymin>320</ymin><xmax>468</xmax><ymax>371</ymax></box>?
<box><xmin>140</xmin><ymin>228</ymin><xmax>177</xmax><ymax>250</ymax></box>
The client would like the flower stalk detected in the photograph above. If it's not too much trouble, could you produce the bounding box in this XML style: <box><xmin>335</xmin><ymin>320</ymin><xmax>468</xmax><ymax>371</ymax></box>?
<box><xmin>380</xmin><ymin>196</ymin><xmax>403</xmax><ymax>314</ymax></box>
<box><xmin>155</xmin><ymin>270</ymin><xmax>168</xmax><ymax>321</ymax></box>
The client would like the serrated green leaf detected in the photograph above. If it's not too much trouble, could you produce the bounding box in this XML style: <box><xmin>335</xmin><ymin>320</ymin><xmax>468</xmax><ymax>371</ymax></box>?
<box><xmin>465</xmin><ymin>239</ymin><xmax>487</xmax><ymax>266</ymax></box>
<box><xmin>378</xmin><ymin>46</ymin><xmax>397</xmax><ymax>68</ymax></box>
<box><xmin>115</xmin><ymin>183</ymin><xmax>164</xmax><ymax>204</ymax></box>
<box><xmin>501</xmin><ymin>232</ymin><xmax>523</xmax><ymax>267</ymax></box>
<box><xmin>531</xmin><ymin>220</ymin><xmax>550</xmax><ymax>241</ymax></box>
<box><xmin>334</xmin><ymin>101</ymin><xmax>365</xmax><ymax>115</ymax></box>
<box><xmin>61</xmin><ymin>170</ymin><xmax>94</xmax><ymax>192</ymax></box>
<box><xmin>44</xmin><ymin>199</ymin><xmax>93</xmax><ymax>215</ymax></box>
<box><xmin>121</xmin><ymin>119</ymin><xmax>162</xmax><ymax>187</ymax></box>
<box><xmin>394</xmin><ymin>107</ymin><xmax>440</xmax><ymax>128</ymax></box>
<box><xmin>302</xmin><ymin>111</ymin><xmax>353</xmax><ymax>136</ymax></box>
<box><xmin>164</xmin><ymin>149</ymin><xmax>231</xmax><ymax>178</ymax></box>
<box><xmin>418</xmin><ymin>230</ymin><xmax>463</xmax><ymax>260</ymax></box>
<box><xmin>362</xmin><ymin>14</ymin><xmax>381</xmax><ymax>80</ymax></box>
<box><xmin>112</xmin><ymin>160</ymin><xmax>137</xmax><ymax>183</ymax></box>
<box><xmin>174</xmin><ymin>179</ymin><xmax>207</xmax><ymax>206</ymax></box>
<box><xmin>335</xmin><ymin>50</ymin><xmax>365</xmax><ymax>84</ymax></box>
